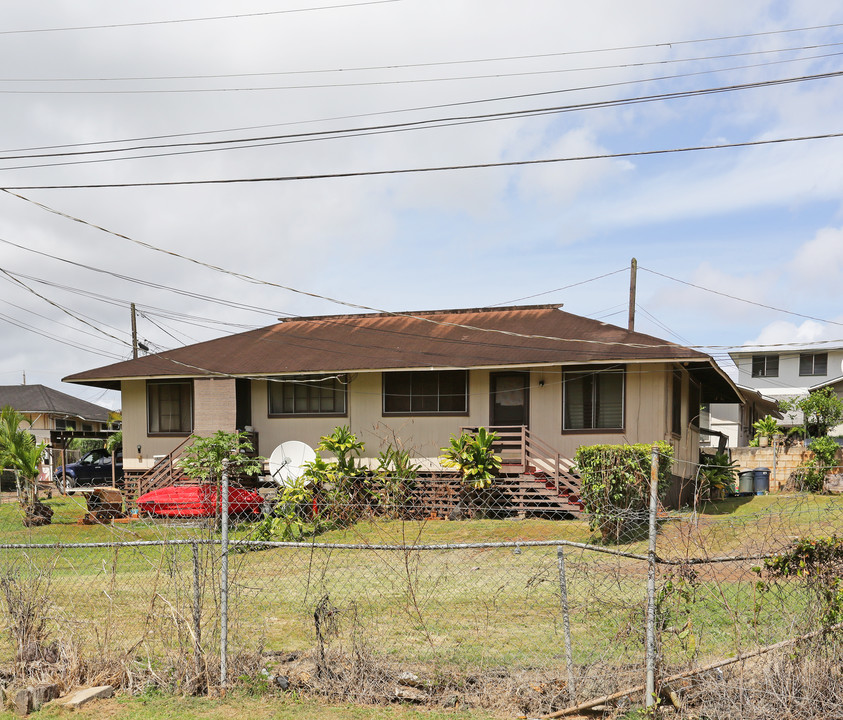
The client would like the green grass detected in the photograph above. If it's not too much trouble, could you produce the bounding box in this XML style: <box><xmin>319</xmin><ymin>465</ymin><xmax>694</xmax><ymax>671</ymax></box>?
<box><xmin>0</xmin><ymin>492</ymin><xmax>836</xmax><ymax>676</ymax></box>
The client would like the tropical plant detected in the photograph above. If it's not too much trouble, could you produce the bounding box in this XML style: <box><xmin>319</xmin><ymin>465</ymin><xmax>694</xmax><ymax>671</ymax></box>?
<box><xmin>574</xmin><ymin>442</ymin><xmax>673</xmax><ymax>543</ymax></box>
<box><xmin>799</xmin><ymin>436</ymin><xmax>841</xmax><ymax>493</ymax></box>
<box><xmin>0</xmin><ymin>406</ymin><xmax>51</xmax><ymax>526</ymax></box>
<box><xmin>105</xmin><ymin>429</ymin><xmax>123</xmax><ymax>454</ymax></box>
<box><xmin>179</xmin><ymin>430</ymin><xmax>264</xmax><ymax>484</ymax></box>
<box><xmin>375</xmin><ymin>442</ymin><xmax>421</xmax><ymax>510</ymax></box>
<box><xmin>698</xmin><ymin>451</ymin><xmax>738</xmax><ymax>500</ymax></box>
<box><xmin>440</xmin><ymin>427</ymin><xmax>502</xmax><ymax>489</ymax></box>
<box><xmin>751</xmin><ymin>415</ymin><xmax>780</xmax><ymax>445</ymax></box>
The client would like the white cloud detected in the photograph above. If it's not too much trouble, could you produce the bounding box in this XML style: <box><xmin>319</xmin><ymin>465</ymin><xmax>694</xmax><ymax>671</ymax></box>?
<box><xmin>745</xmin><ymin>319</ymin><xmax>836</xmax><ymax>346</ymax></box>
<box><xmin>791</xmin><ymin>226</ymin><xmax>843</xmax><ymax>285</ymax></box>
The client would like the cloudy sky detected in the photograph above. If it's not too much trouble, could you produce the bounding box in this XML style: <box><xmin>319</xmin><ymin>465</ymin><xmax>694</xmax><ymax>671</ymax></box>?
<box><xmin>1</xmin><ymin>0</ymin><xmax>842</xmax><ymax>410</ymax></box>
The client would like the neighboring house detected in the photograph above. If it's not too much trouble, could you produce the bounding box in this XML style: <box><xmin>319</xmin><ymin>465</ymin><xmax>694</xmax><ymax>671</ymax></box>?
<box><xmin>705</xmin><ymin>387</ymin><xmax>781</xmax><ymax>448</ymax></box>
<box><xmin>728</xmin><ymin>343</ymin><xmax>843</xmax><ymax>433</ymax></box>
<box><xmin>63</xmin><ymin>304</ymin><xmax>743</xmax><ymax>492</ymax></box>
<box><xmin>0</xmin><ymin>384</ymin><xmax>115</xmax><ymax>445</ymax></box>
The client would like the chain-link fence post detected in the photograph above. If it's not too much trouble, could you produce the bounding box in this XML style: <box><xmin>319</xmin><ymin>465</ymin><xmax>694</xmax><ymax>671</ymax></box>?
<box><xmin>645</xmin><ymin>443</ymin><xmax>659</xmax><ymax>710</ymax></box>
<box><xmin>192</xmin><ymin>541</ymin><xmax>202</xmax><ymax>679</ymax></box>
<box><xmin>220</xmin><ymin>458</ymin><xmax>229</xmax><ymax>687</ymax></box>
<box><xmin>556</xmin><ymin>545</ymin><xmax>576</xmax><ymax>700</ymax></box>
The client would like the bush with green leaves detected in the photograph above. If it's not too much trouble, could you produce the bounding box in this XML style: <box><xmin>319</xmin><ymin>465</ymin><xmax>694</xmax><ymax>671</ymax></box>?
<box><xmin>698</xmin><ymin>451</ymin><xmax>738</xmax><ymax>500</ymax></box>
<box><xmin>780</xmin><ymin>388</ymin><xmax>843</xmax><ymax>439</ymax></box>
<box><xmin>800</xmin><ymin>435</ymin><xmax>841</xmax><ymax>493</ymax></box>
<box><xmin>179</xmin><ymin>430</ymin><xmax>264</xmax><ymax>484</ymax></box>
<box><xmin>440</xmin><ymin>427</ymin><xmax>502</xmax><ymax>489</ymax></box>
<box><xmin>755</xmin><ymin>536</ymin><xmax>843</xmax><ymax>626</ymax></box>
<box><xmin>574</xmin><ymin>442</ymin><xmax>673</xmax><ymax>542</ymax></box>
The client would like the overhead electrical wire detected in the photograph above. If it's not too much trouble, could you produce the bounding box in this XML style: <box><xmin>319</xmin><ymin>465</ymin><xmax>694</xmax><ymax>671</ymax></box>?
<box><xmin>6</xmin><ymin>129</ymin><xmax>843</xmax><ymax>191</ymax></box>
<box><xmin>3</xmin><ymin>39</ymin><xmax>842</xmax><ymax>84</ymax></box>
<box><xmin>639</xmin><ymin>266</ymin><xmax>843</xmax><ymax>328</ymax></box>
<box><xmin>3</xmin><ymin>45</ymin><xmax>840</xmax><ymax>159</ymax></box>
<box><xmin>4</xmin><ymin>64</ymin><xmax>843</xmax><ymax>175</ymax></box>
<box><xmin>0</xmin><ymin>1</ymin><xmax>407</xmax><ymax>36</ymax></box>
<box><xmin>4</xmin><ymin>43</ymin><xmax>843</xmax><ymax>94</ymax></box>
<box><xmin>5</xmin><ymin>189</ymin><xmax>843</xmax><ymax>357</ymax></box>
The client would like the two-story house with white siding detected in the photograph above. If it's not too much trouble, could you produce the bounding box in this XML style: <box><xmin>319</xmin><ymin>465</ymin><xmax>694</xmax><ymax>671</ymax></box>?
<box><xmin>714</xmin><ymin>343</ymin><xmax>843</xmax><ymax>441</ymax></box>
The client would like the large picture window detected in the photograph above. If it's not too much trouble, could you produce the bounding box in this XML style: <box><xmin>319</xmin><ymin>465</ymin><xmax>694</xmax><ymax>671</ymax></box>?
<box><xmin>563</xmin><ymin>367</ymin><xmax>624</xmax><ymax>431</ymax></box>
<box><xmin>268</xmin><ymin>375</ymin><xmax>346</xmax><ymax>416</ymax></box>
<box><xmin>383</xmin><ymin>370</ymin><xmax>468</xmax><ymax>415</ymax></box>
<box><xmin>147</xmin><ymin>380</ymin><xmax>193</xmax><ymax>434</ymax></box>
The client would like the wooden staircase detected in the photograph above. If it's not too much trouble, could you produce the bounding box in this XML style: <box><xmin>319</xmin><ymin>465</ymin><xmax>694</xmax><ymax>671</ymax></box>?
<box><xmin>417</xmin><ymin>425</ymin><xmax>585</xmax><ymax>517</ymax></box>
<box><xmin>126</xmin><ymin>437</ymin><xmax>193</xmax><ymax>503</ymax></box>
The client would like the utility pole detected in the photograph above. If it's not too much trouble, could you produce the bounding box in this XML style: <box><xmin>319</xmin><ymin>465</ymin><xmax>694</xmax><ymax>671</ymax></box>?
<box><xmin>22</xmin><ymin>370</ymin><xmax>25</xmax><ymax>385</ymax></box>
<box><xmin>131</xmin><ymin>303</ymin><xmax>138</xmax><ymax>360</ymax></box>
<box><xmin>628</xmin><ymin>257</ymin><xmax>637</xmax><ymax>332</ymax></box>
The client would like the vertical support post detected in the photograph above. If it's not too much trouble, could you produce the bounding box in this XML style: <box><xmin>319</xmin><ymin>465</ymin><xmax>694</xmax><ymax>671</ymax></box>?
<box><xmin>192</xmin><ymin>542</ymin><xmax>203</xmax><ymax>680</ymax></box>
<box><xmin>220</xmin><ymin>459</ymin><xmax>230</xmax><ymax>687</ymax></box>
<box><xmin>131</xmin><ymin>302</ymin><xmax>138</xmax><ymax>360</ymax></box>
<box><xmin>60</xmin><ymin>447</ymin><xmax>66</xmax><ymax>493</ymax></box>
<box><xmin>645</xmin><ymin>444</ymin><xmax>659</xmax><ymax>709</ymax></box>
<box><xmin>556</xmin><ymin>546</ymin><xmax>576</xmax><ymax>700</ymax></box>
<box><xmin>628</xmin><ymin>258</ymin><xmax>638</xmax><ymax>332</ymax></box>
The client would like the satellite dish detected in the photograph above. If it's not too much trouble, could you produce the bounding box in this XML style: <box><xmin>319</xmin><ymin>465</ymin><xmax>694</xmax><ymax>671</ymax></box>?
<box><xmin>268</xmin><ymin>441</ymin><xmax>316</xmax><ymax>487</ymax></box>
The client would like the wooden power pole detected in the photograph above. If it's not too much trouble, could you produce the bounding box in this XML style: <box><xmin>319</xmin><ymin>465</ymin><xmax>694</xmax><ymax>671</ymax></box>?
<box><xmin>131</xmin><ymin>302</ymin><xmax>138</xmax><ymax>359</ymax></box>
<box><xmin>628</xmin><ymin>258</ymin><xmax>637</xmax><ymax>332</ymax></box>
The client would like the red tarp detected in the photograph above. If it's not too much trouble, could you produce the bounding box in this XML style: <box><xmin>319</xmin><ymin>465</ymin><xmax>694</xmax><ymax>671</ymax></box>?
<box><xmin>137</xmin><ymin>484</ymin><xmax>263</xmax><ymax>517</ymax></box>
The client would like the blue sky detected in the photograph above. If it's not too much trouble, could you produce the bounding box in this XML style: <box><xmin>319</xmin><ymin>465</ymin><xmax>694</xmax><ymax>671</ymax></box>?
<box><xmin>0</xmin><ymin>0</ymin><xmax>842</xmax><ymax>409</ymax></box>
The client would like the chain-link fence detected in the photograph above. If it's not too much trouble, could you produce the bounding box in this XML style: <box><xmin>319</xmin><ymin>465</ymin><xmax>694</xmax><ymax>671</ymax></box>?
<box><xmin>1</xmin><ymin>463</ymin><xmax>843</xmax><ymax>718</ymax></box>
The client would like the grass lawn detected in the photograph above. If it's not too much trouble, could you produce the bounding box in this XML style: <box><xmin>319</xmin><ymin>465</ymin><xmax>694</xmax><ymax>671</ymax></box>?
<box><xmin>0</xmin><ymin>692</ymin><xmax>504</xmax><ymax>720</ymax></box>
<box><xmin>0</xmin><ymin>492</ymin><xmax>836</xmax><ymax>679</ymax></box>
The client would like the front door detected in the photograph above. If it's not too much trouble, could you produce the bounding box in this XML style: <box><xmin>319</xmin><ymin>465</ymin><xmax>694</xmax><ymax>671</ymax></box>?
<box><xmin>490</xmin><ymin>372</ymin><xmax>530</xmax><ymax>428</ymax></box>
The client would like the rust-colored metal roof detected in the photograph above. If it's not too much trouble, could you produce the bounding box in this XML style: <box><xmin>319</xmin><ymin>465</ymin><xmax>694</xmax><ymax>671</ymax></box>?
<box><xmin>63</xmin><ymin>304</ymin><xmax>714</xmax><ymax>388</ymax></box>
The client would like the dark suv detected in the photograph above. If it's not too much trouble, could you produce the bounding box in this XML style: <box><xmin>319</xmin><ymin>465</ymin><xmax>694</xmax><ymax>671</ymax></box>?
<box><xmin>54</xmin><ymin>448</ymin><xmax>123</xmax><ymax>491</ymax></box>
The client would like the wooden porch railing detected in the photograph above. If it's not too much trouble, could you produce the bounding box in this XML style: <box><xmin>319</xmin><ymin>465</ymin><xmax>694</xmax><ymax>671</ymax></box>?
<box><xmin>459</xmin><ymin>425</ymin><xmax>580</xmax><ymax>497</ymax></box>
<box><xmin>129</xmin><ymin>437</ymin><xmax>193</xmax><ymax>502</ymax></box>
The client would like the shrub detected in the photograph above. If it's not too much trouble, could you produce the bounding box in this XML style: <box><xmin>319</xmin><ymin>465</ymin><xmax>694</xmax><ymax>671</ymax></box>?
<box><xmin>574</xmin><ymin>442</ymin><xmax>673</xmax><ymax>542</ymax></box>
<box><xmin>800</xmin><ymin>436</ymin><xmax>841</xmax><ymax>493</ymax></box>
<box><xmin>440</xmin><ymin>427</ymin><xmax>502</xmax><ymax>489</ymax></box>
<box><xmin>698</xmin><ymin>451</ymin><xmax>738</xmax><ymax>500</ymax></box>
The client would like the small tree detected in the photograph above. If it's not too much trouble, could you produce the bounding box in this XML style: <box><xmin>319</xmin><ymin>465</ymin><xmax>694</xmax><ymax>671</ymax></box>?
<box><xmin>781</xmin><ymin>388</ymin><xmax>843</xmax><ymax>440</ymax></box>
<box><xmin>0</xmin><ymin>406</ymin><xmax>51</xmax><ymax>526</ymax></box>
<box><xmin>179</xmin><ymin>430</ymin><xmax>264</xmax><ymax>484</ymax></box>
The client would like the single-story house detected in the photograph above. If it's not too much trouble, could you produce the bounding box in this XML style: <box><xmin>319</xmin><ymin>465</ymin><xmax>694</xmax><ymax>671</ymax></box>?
<box><xmin>0</xmin><ymin>384</ymin><xmax>115</xmax><ymax>446</ymax></box>
<box><xmin>63</xmin><ymin>304</ymin><xmax>743</xmax><ymax>496</ymax></box>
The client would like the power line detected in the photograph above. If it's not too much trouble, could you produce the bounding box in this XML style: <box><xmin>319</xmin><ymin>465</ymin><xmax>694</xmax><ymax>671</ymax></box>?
<box><xmin>5</xmin><ymin>43</ymin><xmax>843</xmax><ymax>94</ymax></box>
<box><xmin>6</xmin><ymin>129</ymin><xmax>843</xmax><ymax>190</ymax></box>
<box><xmin>639</xmin><ymin>266</ymin><xmax>843</xmax><ymax>328</ymax></box>
<box><xmin>3</xmin><ymin>46</ymin><xmax>839</xmax><ymax>159</ymax></box>
<box><xmin>0</xmin><ymin>1</ymin><xmax>406</xmax><ymax>35</ymax></box>
<box><xmin>4</xmin><ymin>64</ymin><xmax>843</xmax><ymax>174</ymax></box>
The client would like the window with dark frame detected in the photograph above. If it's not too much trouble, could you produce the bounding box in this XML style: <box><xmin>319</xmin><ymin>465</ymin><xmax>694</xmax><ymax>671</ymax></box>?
<box><xmin>54</xmin><ymin>418</ymin><xmax>76</xmax><ymax>431</ymax></box>
<box><xmin>147</xmin><ymin>380</ymin><xmax>193</xmax><ymax>434</ymax></box>
<box><xmin>383</xmin><ymin>370</ymin><xmax>468</xmax><ymax>415</ymax></box>
<box><xmin>751</xmin><ymin>355</ymin><xmax>779</xmax><ymax>378</ymax></box>
<box><xmin>563</xmin><ymin>367</ymin><xmax>625</xmax><ymax>431</ymax></box>
<box><xmin>268</xmin><ymin>375</ymin><xmax>347</xmax><ymax>416</ymax></box>
<box><xmin>799</xmin><ymin>352</ymin><xmax>828</xmax><ymax>377</ymax></box>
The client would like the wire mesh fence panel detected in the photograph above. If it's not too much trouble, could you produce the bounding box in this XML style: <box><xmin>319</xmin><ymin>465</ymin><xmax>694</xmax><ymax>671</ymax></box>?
<box><xmin>2</xmin><ymin>478</ymin><xmax>843</xmax><ymax>716</ymax></box>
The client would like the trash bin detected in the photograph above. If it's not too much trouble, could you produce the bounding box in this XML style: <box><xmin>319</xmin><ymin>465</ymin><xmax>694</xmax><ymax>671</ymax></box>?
<box><xmin>738</xmin><ymin>470</ymin><xmax>755</xmax><ymax>494</ymax></box>
<box><xmin>753</xmin><ymin>467</ymin><xmax>770</xmax><ymax>494</ymax></box>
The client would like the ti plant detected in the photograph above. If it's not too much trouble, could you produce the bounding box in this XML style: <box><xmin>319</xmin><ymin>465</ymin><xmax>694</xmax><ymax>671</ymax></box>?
<box><xmin>440</xmin><ymin>427</ymin><xmax>502</xmax><ymax>489</ymax></box>
<box><xmin>698</xmin><ymin>451</ymin><xmax>738</xmax><ymax>500</ymax></box>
